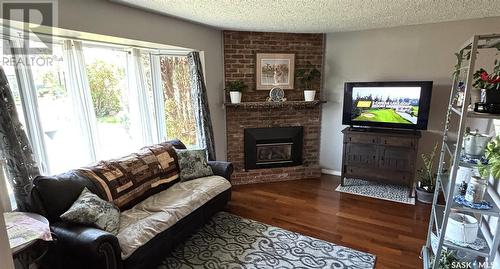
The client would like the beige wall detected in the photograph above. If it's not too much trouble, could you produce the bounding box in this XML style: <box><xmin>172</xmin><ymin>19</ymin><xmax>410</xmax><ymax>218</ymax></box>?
<box><xmin>57</xmin><ymin>0</ymin><xmax>227</xmax><ymax>160</ymax></box>
<box><xmin>321</xmin><ymin>16</ymin><xmax>500</xmax><ymax>172</ymax></box>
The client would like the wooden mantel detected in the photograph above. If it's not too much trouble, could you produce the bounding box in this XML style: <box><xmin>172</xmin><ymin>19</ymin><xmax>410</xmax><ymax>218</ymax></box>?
<box><xmin>224</xmin><ymin>100</ymin><xmax>326</xmax><ymax>109</ymax></box>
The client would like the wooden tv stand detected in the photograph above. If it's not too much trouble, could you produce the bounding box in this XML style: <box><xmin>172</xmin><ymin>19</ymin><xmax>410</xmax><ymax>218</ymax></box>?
<box><xmin>341</xmin><ymin>127</ymin><xmax>421</xmax><ymax>197</ymax></box>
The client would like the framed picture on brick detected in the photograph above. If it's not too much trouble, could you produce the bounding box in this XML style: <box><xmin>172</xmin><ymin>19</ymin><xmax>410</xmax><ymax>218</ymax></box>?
<box><xmin>256</xmin><ymin>53</ymin><xmax>295</xmax><ymax>90</ymax></box>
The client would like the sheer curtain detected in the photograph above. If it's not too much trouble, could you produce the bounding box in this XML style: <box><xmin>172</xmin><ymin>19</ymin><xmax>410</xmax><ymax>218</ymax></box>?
<box><xmin>187</xmin><ymin>51</ymin><xmax>216</xmax><ymax>160</ymax></box>
<box><xmin>63</xmin><ymin>40</ymin><xmax>99</xmax><ymax>162</ymax></box>
<box><xmin>10</xmin><ymin>39</ymin><xmax>49</xmax><ymax>174</ymax></box>
<box><xmin>127</xmin><ymin>48</ymin><xmax>155</xmax><ymax>146</ymax></box>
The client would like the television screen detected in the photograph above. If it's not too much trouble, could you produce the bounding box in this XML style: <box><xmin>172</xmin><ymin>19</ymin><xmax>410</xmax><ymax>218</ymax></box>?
<box><xmin>342</xmin><ymin>81</ymin><xmax>432</xmax><ymax>130</ymax></box>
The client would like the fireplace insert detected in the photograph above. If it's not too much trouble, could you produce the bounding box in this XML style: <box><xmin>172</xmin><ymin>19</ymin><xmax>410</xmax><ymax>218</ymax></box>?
<box><xmin>244</xmin><ymin>127</ymin><xmax>303</xmax><ymax>170</ymax></box>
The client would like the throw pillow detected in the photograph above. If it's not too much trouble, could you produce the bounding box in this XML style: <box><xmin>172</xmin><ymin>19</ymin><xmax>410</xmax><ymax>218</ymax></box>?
<box><xmin>176</xmin><ymin>149</ymin><xmax>214</xmax><ymax>182</ymax></box>
<box><xmin>60</xmin><ymin>187</ymin><xmax>120</xmax><ymax>235</ymax></box>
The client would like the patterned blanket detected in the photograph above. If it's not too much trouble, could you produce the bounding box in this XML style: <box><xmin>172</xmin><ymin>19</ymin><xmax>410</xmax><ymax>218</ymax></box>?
<box><xmin>76</xmin><ymin>143</ymin><xmax>180</xmax><ymax>210</ymax></box>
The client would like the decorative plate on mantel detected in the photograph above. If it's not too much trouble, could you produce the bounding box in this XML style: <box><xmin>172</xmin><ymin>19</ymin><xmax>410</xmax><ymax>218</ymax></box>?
<box><xmin>268</xmin><ymin>87</ymin><xmax>286</xmax><ymax>102</ymax></box>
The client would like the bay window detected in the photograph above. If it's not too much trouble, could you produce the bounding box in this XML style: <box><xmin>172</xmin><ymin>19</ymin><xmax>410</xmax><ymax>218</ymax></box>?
<box><xmin>2</xmin><ymin>36</ymin><xmax>200</xmax><ymax>177</ymax></box>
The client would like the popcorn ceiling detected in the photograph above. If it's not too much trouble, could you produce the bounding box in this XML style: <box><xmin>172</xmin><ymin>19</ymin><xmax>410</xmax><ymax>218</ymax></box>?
<box><xmin>113</xmin><ymin>0</ymin><xmax>500</xmax><ymax>32</ymax></box>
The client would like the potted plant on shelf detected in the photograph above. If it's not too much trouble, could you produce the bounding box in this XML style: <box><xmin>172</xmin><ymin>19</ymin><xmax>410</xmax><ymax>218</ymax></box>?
<box><xmin>296</xmin><ymin>62</ymin><xmax>321</xmax><ymax>101</ymax></box>
<box><xmin>461</xmin><ymin>136</ymin><xmax>499</xmax><ymax>204</ymax></box>
<box><xmin>473</xmin><ymin>59</ymin><xmax>500</xmax><ymax>104</ymax></box>
<box><xmin>478</xmin><ymin>135</ymin><xmax>500</xmax><ymax>180</ymax></box>
<box><xmin>434</xmin><ymin>249</ymin><xmax>460</xmax><ymax>269</ymax></box>
<box><xmin>416</xmin><ymin>144</ymin><xmax>438</xmax><ymax>204</ymax></box>
<box><xmin>225</xmin><ymin>80</ymin><xmax>248</xmax><ymax>104</ymax></box>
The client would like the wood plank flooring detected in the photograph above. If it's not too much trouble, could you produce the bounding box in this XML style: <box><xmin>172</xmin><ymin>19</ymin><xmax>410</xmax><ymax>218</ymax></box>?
<box><xmin>226</xmin><ymin>175</ymin><xmax>431</xmax><ymax>269</ymax></box>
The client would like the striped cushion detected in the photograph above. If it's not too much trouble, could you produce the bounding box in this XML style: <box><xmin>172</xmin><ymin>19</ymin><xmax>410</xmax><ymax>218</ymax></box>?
<box><xmin>76</xmin><ymin>143</ymin><xmax>180</xmax><ymax>210</ymax></box>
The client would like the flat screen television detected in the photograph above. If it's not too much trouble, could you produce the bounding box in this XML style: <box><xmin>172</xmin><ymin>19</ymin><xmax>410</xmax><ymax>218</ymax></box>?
<box><xmin>342</xmin><ymin>81</ymin><xmax>433</xmax><ymax>130</ymax></box>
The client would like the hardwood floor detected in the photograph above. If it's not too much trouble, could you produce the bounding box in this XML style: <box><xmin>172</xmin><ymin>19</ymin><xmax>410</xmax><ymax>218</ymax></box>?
<box><xmin>226</xmin><ymin>175</ymin><xmax>431</xmax><ymax>269</ymax></box>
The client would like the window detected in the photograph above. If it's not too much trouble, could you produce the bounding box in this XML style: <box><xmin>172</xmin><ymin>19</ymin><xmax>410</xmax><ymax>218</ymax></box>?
<box><xmin>83</xmin><ymin>45</ymin><xmax>141</xmax><ymax>159</ymax></box>
<box><xmin>29</xmin><ymin>43</ymin><xmax>93</xmax><ymax>173</ymax></box>
<box><xmin>159</xmin><ymin>55</ymin><xmax>198</xmax><ymax>147</ymax></box>
<box><xmin>2</xmin><ymin>36</ymin><xmax>200</xmax><ymax>180</ymax></box>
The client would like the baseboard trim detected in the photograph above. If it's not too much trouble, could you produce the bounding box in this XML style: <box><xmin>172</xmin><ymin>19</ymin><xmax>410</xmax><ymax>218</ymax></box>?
<box><xmin>321</xmin><ymin>169</ymin><xmax>341</xmax><ymax>176</ymax></box>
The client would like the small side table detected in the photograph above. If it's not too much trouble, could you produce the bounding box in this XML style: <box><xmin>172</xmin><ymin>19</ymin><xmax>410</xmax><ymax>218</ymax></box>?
<box><xmin>4</xmin><ymin>212</ymin><xmax>52</xmax><ymax>269</ymax></box>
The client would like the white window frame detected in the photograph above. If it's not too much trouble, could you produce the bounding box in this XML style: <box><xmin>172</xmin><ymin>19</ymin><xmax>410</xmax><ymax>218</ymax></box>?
<box><xmin>6</xmin><ymin>35</ymin><xmax>198</xmax><ymax>175</ymax></box>
<box><xmin>150</xmin><ymin>53</ymin><xmax>167</xmax><ymax>143</ymax></box>
<box><xmin>150</xmin><ymin>52</ymin><xmax>204</xmax><ymax>147</ymax></box>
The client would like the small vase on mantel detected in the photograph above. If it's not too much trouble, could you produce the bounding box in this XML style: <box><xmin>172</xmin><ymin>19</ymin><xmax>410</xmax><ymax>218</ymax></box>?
<box><xmin>304</xmin><ymin>90</ymin><xmax>316</xmax><ymax>101</ymax></box>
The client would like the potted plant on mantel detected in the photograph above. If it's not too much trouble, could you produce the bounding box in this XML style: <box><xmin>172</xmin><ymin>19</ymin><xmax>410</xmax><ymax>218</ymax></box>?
<box><xmin>296</xmin><ymin>61</ymin><xmax>321</xmax><ymax>101</ymax></box>
<box><xmin>416</xmin><ymin>144</ymin><xmax>438</xmax><ymax>204</ymax></box>
<box><xmin>473</xmin><ymin>59</ymin><xmax>500</xmax><ymax>104</ymax></box>
<box><xmin>225</xmin><ymin>80</ymin><xmax>248</xmax><ymax>104</ymax></box>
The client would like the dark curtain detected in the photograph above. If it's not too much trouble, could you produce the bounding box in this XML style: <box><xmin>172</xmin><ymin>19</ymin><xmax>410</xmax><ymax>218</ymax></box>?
<box><xmin>0</xmin><ymin>67</ymin><xmax>40</xmax><ymax>210</ymax></box>
<box><xmin>187</xmin><ymin>51</ymin><xmax>216</xmax><ymax>161</ymax></box>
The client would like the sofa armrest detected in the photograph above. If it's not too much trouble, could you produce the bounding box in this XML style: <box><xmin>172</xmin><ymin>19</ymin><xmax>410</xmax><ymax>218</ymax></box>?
<box><xmin>208</xmin><ymin>161</ymin><xmax>234</xmax><ymax>181</ymax></box>
<box><xmin>50</xmin><ymin>222</ymin><xmax>122</xmax><ymax>269</ymax></box>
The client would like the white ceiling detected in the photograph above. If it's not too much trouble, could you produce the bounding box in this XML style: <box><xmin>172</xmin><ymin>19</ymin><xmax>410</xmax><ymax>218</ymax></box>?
<box><xmin>113</xmin><ymin>0</ymin><xmax>500</xmax><ymax>33</ymax></box>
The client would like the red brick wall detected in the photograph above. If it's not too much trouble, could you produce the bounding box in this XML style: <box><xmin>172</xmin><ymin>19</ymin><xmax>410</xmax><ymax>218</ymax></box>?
<box><xmin>223</xmin><ymin>31</ymin><xmax>324</xmax><ymax>184</ymax></box>
<box><xmin>223</xmin><ymin>31</ymin><xmax>324</xmax><ymax>101</ymax></box>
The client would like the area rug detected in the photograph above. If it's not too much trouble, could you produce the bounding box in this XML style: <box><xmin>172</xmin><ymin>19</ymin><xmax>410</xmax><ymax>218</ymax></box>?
<box><xmin>335</xmin><ymin>178</ymin><xmax>415</xmax><ymax>205</ymax></box>
<box><xmin>159</xmin><ymin>212</ymin><xmax>376</xmax><ymax>269</ymax></box>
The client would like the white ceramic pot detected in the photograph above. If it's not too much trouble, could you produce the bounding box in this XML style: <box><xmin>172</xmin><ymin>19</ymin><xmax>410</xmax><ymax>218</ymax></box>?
<box><xmin>463</xmin><ymin>133</ymin><xmax>490</xmax><ymax>157</ymax></box>
<box><xmin>445</xmin><ymin>213</ymin><xmax>478</xmax><ymax>244</ymax></box>
<box><xmin>230</xmin><ymin>91</ymin><xmax>242</xmax><ymax>104</ymax></box>
<box><xmin>304</xmin><ymin>90</ymin><xmax>316</xmax><ymax>101</ymax></box>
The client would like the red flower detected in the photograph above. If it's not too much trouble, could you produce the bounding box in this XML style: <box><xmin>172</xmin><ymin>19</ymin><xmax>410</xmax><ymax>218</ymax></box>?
<box><xmin>481</xmin><ymin>71</ymin><xmax>489</xmax><ymax>81</ymax></box>
<box><xmin>480</xmin><ymin>71</ymin><xmax>500</xmax><ymax>84</ymax></box>
<box><xmin>490</xmin><ymin>76</ymin><xmax>500</xmax><ymax>84</ymax></box>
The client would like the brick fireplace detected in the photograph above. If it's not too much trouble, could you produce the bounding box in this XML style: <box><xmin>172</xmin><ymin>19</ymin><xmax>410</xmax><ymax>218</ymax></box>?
<box><xmin>224</xmin><ymin>31</ymin><xmax>324</xmax><ymax>185</ymax></box>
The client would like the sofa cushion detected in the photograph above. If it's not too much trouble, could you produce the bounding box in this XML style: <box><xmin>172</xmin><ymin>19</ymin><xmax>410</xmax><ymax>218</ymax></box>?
<box><xmin>60</xmin><ymin>188</ymin><xmax>121</xmax><ymax>234</ymax></box>
<box><xmin>176</xmin><ymin>149</ymin><xmax>213</xmax><ymax>182</ymax></box>
<box><xmin>32</xmin><ymin>171</ymin><xmax>105</xmax><ymax>222</ymax></box>
<box><xmin>116</xmin><ymin>175</ymin><xmax>231</xmax><ymax>259</ymax></box>
<box><xmin>75</xmin><ymin>143</ymin><xmax>180</xmax><ymax>210</ymax></box>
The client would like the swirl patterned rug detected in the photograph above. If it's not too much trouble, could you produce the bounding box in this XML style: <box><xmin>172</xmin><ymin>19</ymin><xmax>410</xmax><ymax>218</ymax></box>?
<box><xmin>159</xmin><ymin>212</ymin><xmax>375</xmax><ymax>269</ymax></box>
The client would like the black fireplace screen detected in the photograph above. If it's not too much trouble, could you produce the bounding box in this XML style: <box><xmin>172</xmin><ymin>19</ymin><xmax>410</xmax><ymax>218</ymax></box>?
<box><xmin>256</xmin><ymin>142</ymin><xmax>293</xmax><ymax>164</ymax></box>
<box><xmin>244</xmin><ymin>127</ymin><xmax>303</xmax><ymax>170</ymax></box>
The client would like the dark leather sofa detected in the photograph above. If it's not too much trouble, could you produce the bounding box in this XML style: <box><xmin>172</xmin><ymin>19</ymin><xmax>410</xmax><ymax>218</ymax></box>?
<box><xmin>29</xmin><ymin>140</ymin><xmax>233</xmax><ymax>269</ymax></box>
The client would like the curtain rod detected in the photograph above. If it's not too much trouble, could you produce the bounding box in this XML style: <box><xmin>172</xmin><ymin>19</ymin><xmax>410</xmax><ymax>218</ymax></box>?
<box><xmin>0</xmin><ymin>28</ymin><xmax>195</xmax><ymax>55</ymax></box>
